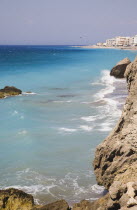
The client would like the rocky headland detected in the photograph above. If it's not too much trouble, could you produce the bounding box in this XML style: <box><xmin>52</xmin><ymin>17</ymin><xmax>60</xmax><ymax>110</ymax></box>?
<box><xmin>0</xmin><ymin>86</ymin><xmax>22</xmax><ymax>98</ymax></box>
<box><xmin>1</xmin><ymin>56</ymin><xmax>137</xmax><ymax>209</ymax></box>
<box><xmin>110</xmin><ymin>57</ymin><xmax>131</xmax><ymax>78</ymax></box>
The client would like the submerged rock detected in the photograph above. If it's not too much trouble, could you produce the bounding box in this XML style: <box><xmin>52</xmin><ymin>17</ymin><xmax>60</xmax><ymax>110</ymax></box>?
<box><xmin>0</xmin><ymin>188</ymin><xmax>34</xmax><ymax>210</ymax></box>
<box><xmin>0</xmin><ymin>86</ymin><xmax>22</xmax><ymax>98</ymax></box>
<box><xmin>110</xmin><ymin>57</ymin><xmax>131</xmax><ymax>78</ymax></box>
<box><xmin>93</xmin><ymin>56</ymin><xmax>137</xmax><ymax>209</ymax></box>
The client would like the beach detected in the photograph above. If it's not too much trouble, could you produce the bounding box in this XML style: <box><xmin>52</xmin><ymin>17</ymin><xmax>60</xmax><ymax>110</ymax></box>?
<box><xmin>74</xmin><ymin>45</ymin><xmax>137</xmax><ymax>51</ymax></box>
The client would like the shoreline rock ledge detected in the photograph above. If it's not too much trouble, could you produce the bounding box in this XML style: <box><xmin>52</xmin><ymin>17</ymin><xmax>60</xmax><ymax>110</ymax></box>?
<box><xmin>110</xmin><ymin>57</ymin><xmax>131</xmax><ymax>78</ymax></box>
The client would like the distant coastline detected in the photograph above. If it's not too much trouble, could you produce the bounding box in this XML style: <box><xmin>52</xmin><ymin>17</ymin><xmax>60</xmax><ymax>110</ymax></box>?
<box><xmin>73</xmin><ymin>45</ymin><xmax>137</xmax><ymax>51</ymax></box>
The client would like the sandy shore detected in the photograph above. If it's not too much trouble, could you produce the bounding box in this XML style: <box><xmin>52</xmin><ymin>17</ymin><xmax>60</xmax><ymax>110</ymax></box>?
<box><xmin>73</xmin><ymin>45</ymin><xmax>137</xmax><ymax>51</ymax></box>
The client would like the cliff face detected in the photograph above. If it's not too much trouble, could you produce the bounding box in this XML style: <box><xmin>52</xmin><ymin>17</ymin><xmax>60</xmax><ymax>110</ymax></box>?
<box><xmin>93</xmin><ymin>56</ymin><xmax>137</xmax><ymax>209</ymax></box>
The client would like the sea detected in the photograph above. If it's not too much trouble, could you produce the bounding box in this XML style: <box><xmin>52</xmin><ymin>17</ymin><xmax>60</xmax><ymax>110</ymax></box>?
<box><xmin>0</xmin><ymin>45</ymin><xmax>136</xmax><ymax>205</ymax></box>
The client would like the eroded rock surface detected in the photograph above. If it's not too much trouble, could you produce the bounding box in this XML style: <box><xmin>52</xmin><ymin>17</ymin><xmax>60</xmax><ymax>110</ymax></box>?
<box><xmin>0</xmin><ymin>188</ymin><xmax>34</xmax><ymax>210</ymax></box>
<box><xmin>110</xmin><ymin>57</ymin><xmax>131</xmax><ymax>78</ymax></box>
<box><xmin>34</xmin><ymin>200</ymin><xmax>70</xmax><ymax>210</ymax></box>
<box><xmin>0</xmin><ymin>86</ymin><xmax>22</xmax><ymax>98</ymax></box>
<box><xmin>72</xmin><ymin>194</ymin><xmax>109</xmax><ymax>210</ymax></box>
<box><xmin>93</xmin><ymin>56</ymin><xmax>137</xmax><ymax>209</ymax></box>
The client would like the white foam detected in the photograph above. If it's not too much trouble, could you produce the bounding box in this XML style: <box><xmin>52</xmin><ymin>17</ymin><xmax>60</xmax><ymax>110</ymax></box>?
<box><xmin>80</xmin><ymin>101</ymin><xmax>91</xmax><ymax>104</ymax></box>
<box><xmin>12</xmin><ymin>110</ymin><xmax>18</xmax><ymax>115</ymax></box>
<box><xmin>3</xmin><ymin>184</ymin><xmax>57</xmax><ymax>196</ymax></box>
<box><xmin>53</xmin><ymin>100</ymin><xmax>72</xmax><ymax>103</ymax></box>
<box><xmin>97</xmin><ymin>122</ymin><xmax>113</xmax><ymax>132</ymax></box>
<box><xmin>58</xmin><ymin>127</ymin><xmax>77</xmax><ymax>133</ymax></box>
<box><xmin>79</xmin><ymin>125</ymin><xmax>93</xmax><ymax>132</ymax></box>
<box><xmin>80</xmin><ymin>116</ymin><xmax>97</xmax><ymax>122</ymax></box>
<box><xmin>22</xmin><ymin>92</ymin><xmax>37</xmax><ymax>95</ymax></box>
<box><xmin>91</xmin><ymin>184</ymin><xmax>105</xmax><ymax>194</ymax></box>
<box><xmin>93</xmin><ymin>70</ymin><xmax>116</xmax><ymax>102</ymax></box>
<box><xmin>0</xmin><ymin>169</ymin><xmax>105</xmax><ymax>205</ymax></box>
<box><xmin>18</xmin><ymin>130</ymin><xmax>28</xmax><ymax>135</ymax></box>
<box><xmin>89</xmin><ymin>70</ymin><xmax>126</xmax><ymax>134</ymax></box>
<box><xmin>80</xmin><ymin>115</ymin><xmax>104</xmax><ymax>122</ymax></box>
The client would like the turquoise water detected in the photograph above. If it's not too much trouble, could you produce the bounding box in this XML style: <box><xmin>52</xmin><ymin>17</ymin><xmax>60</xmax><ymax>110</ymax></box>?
<box><xmin>0</xmin><ymin>46</ymin><xmax>136</xmax><ymax>205</ymax></box>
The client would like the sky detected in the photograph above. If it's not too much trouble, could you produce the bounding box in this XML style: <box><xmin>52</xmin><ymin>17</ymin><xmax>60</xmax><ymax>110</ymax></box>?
<box><xmin>0</xmin><ymin>0</ymin><xmax>137</xmax><ymax>45</ymax></box>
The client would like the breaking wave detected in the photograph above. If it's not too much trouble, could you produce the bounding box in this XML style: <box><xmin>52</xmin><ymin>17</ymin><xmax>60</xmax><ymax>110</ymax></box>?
<box><xmin>0</xmin><ymin>169</ymin><xmax>105</xmax><ymax>205</ymax></box>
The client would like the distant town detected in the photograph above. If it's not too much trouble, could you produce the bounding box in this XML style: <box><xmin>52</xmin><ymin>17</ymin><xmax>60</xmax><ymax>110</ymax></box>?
<box><xmin>97</xmin><ymin>35</ymin><xmax>137</xmax><ymax>47</ymax></box>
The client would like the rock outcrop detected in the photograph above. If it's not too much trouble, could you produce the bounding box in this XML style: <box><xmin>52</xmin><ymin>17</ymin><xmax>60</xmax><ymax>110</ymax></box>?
<box><xmin>0</xmin><ymin>188</ymin><xmax>70</xmax><ymax>210</ymax></box>
<box><xmin>0</xmin><ymin>86</ymin><xmax>22</xmax><ymax>98</ymax></box>
<box><xmin>33</xmin><ymin>200</ymin><xmax>70</xmax><ymax>210</ymax></box>
<box><xmin>110</xmin><ymin>57</ymin><xmax>131</xmax><ymax>78</ymax></box>
<box><xmin>72</xmin><ymin>194</ymin><xmax>109</xmax><ymax>210</ymax></box>
<box><xmin>93</xmin><ymin>56</ymin><xmax>137</xmax><ymax>209</ymax></box>
<box><xmin>0</xmin><ymin>188</ymin><xmax>34</xmax><ymax>210</ymax></box>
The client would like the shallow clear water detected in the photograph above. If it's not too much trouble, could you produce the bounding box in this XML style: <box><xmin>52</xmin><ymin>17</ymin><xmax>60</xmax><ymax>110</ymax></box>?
<box><xmin>0</xmin><ymin>46</ymin><xmax>136</xmax><ymax>205</ymax></box>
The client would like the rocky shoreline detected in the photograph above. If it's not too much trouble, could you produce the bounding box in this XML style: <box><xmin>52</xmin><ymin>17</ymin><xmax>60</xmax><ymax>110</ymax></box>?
<box><xmin>1</xmin><ymin>57</ymin><xmax>137</xmax><ymax>209</ymax></box>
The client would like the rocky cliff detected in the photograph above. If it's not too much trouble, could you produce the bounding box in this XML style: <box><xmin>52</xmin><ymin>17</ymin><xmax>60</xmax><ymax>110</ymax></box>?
<box><xmin>92</xmin><ymin>56</ymin><xmax>137</xmax><ymax>209</ymax></box>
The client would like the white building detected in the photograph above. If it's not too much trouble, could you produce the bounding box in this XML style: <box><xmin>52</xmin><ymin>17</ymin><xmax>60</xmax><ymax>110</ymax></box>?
<box><xmin>115</xmin><ymin>36</ymin><xmax>130</xmax><ymax>46</ymax></box>
<box><xmin>99</xmin><ymin>35</ymin><xmax>137</xmax><ymax>47</ymax></box>
<box><xmin>106</xmin><ymin>38</ymin><xmax>116</xmax><ymax>46</ymax></box>
<box><xmin>97</xmin><ymin>42</ymin><xmax>103</xmax><ymax>46</ymax></box>
<box><xmin>129</xmin><ymin>37</ymin><xmax>134</xmax><ymax>46</ymax></box>
<box><xmin>134</xmin><ymin>35</ymin><xmax>137</xmax><ymax>46</ymax></box>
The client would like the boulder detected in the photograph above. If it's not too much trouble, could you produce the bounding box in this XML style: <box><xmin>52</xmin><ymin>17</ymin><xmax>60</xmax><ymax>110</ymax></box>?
<box><xmin>34</xmin><ymin>200</ymin><xmax>70</xmax><ymax>210</ymax></box>
<box><xmin>110</xmin><ymin>57</ymin><xmax>131</xmax><ymax>78</ymax></box>
<box><xmin>72</xmin><ymin>194</ymin><xmax>109</xmax><ymax>210</ymax></box>
<box><xmin>0</xmin><ymin>86</ymin><xmax>22</xmax><ymax>98</ymax></box>
<box><xmin>0</xmin><ymin>188</ymin><xmax>34</xmax><ymax>210</ymax></box>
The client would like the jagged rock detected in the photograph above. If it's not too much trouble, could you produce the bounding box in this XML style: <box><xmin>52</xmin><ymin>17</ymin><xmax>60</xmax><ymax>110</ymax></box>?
<box><xmin>110</xmin><ymin>57</ymin><xmax>131</xmax><ymax>78</ymax></box>
<box><xmin>0</xmin><ymin>188</ymin><xmax>34</xmax><ymax>210</ymax></box>
<box><xmin>127</xmin><ymin>197</ymin><xmax>137</xmax><ymax>208</ymax></box>
<box><xmin>109</xmin><ymin>181</ymin><xmax>127</xmax><ymax>200</ymax></box>
<box><xmin>119</xmin><ymin>194</ymin><xmax>130</xmax><ymax>207</ymax></box>
<box><xmin>93</xmin><ymin>56</ymin><xmax>137</xmax><ymax>209</ymax></box>
<box><xmin>0</xmin><ymin>86</ymin><xmax>22</xmax><ymax>98</ymax></box>
<box><xmin>72</xmin><ymin>194</ymin><xmax>109</xmax><ymax>210</ymax></box>
<box><xmin>34</xmin><ymin>200</ymin><xmax>70</xmax><ymax>210</ymax></box>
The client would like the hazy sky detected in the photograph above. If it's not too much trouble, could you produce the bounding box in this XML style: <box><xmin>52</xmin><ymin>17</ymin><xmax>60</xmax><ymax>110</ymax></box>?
<box><xmin>0</xmin><ymin>0</ymin><xmax>137</xmax><ymax>45</ymax></box>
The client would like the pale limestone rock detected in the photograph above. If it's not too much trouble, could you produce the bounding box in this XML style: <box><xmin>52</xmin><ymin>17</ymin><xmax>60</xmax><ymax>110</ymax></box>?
<box><xmin>93</xmin><ymin>56</ymin><xmax>137</xmax><ymax>209</ymax></box>
<box><xmin>127</xmin><ymin>197</ymin><xmax>137</xmax><ymax>208</ymax></box>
